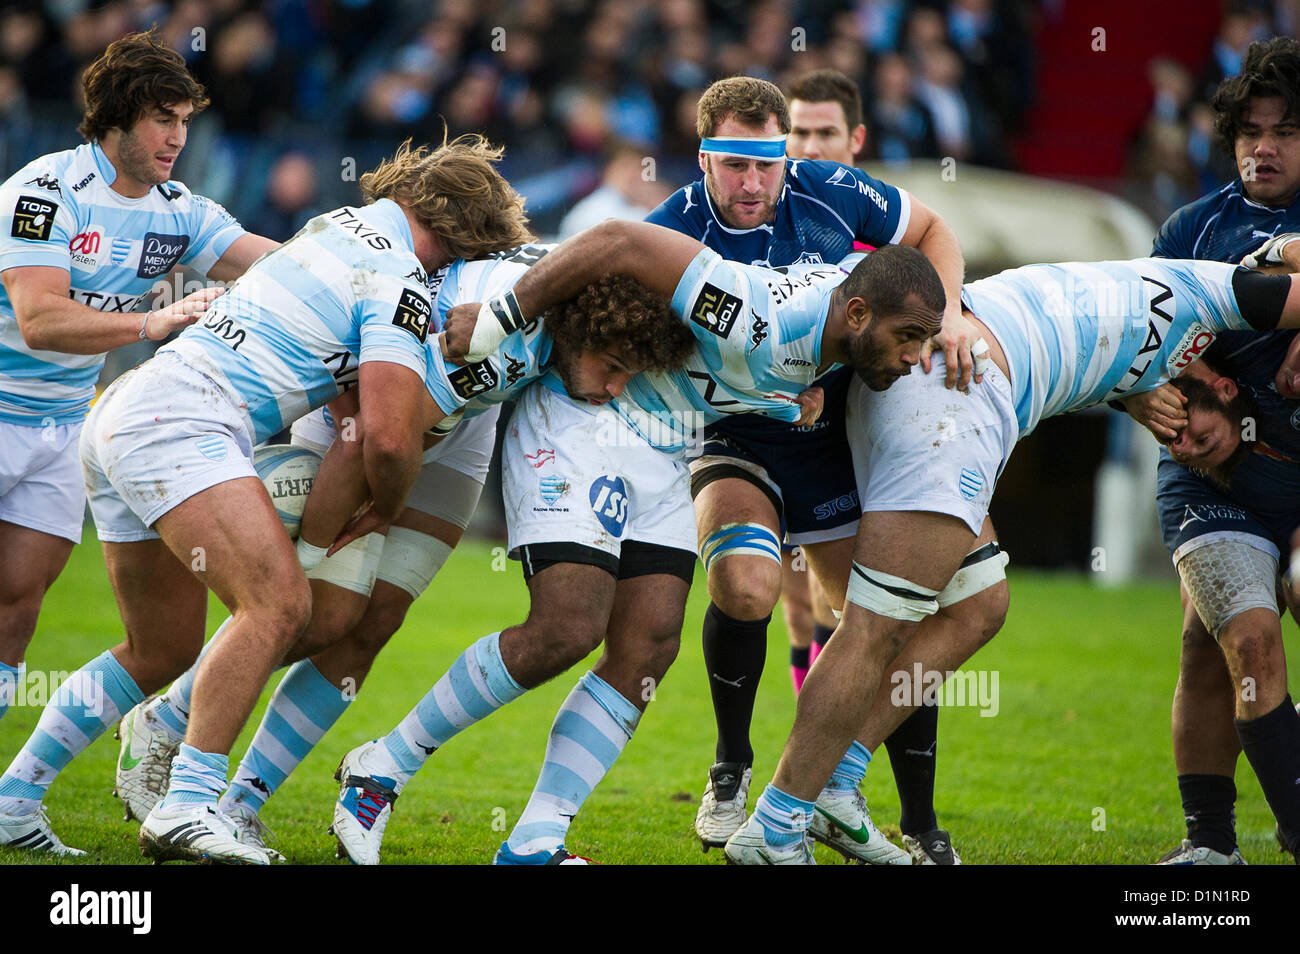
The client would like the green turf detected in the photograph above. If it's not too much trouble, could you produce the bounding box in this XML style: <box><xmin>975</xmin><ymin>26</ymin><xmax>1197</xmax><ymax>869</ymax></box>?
<box><xmin>2</xmin><ymin>538</ymin><xmax>1296</xmax><ymax>865</ymax></box>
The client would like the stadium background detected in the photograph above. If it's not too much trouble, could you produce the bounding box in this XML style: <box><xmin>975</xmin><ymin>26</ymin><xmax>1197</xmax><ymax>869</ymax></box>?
<box><xmin>2</xmin><ymin>0</ymin><xmax>1299</xmax><ymax>868</ymax></box>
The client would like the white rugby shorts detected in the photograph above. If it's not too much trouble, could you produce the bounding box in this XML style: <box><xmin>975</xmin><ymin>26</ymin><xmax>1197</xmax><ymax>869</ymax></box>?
<box><xmin>503</xmin><ymin>384</ymin><xmax>696</xmax><ymax>559</ymax></box>
<box><xmin>0</xmin><ymin>418</ymin><xmax>85</xmax><ymax>543</ymax></box>
<box><xmin>82</xmin><ymin>351</ymin><xmax>257</xmax><ymax>543</ymax></box>
<box><xmin>847</xmin><ymin>355</ymin><xmax>1018</xmax><ymax>536</ymax></box>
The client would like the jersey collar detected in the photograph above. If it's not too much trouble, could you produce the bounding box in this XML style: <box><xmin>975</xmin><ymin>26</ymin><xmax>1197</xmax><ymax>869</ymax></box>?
<box><xmin>89</xmin><ymin>140</ymin><xmax>118</xmax><ymax>187</ymax></box>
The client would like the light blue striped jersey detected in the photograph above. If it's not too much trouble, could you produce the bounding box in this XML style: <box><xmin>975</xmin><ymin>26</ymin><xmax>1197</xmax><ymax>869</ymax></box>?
<box><xmin>160</xmin><ymin>200</ymin><xmax>430</xmax><ymax>444</ymax></box>
<box><xmin>424</xmin><ymin>244</ymin><xmax>555</xmax><ymax>422</ymax></box>
<box><xmin>0</xmin><ymin>141</ymin><xmax>245</xmax><ymax>425</ymax></box>
<box><xmin>543</xmin><ymin>247</ymin><xmax>840</xmax><ymax>452</ymax></box>
<box><xmin>962</xmin><ymin>258</ymin><xmax>1256</xmax><ymax>437</ymax></box>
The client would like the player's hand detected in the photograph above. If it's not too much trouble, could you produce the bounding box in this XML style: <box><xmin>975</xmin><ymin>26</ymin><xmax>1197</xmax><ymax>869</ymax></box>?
<box><xmin>143</xmin><ymin>285</ymin><xmax>224</xmax><ymax>340</ymax></box>
<box><xmin>795</xmin><ymin>385</ymin><xmax>824</xmax><ymax>426</ymax></box>
<box><xmin>1241</xmin><ymin>232</ymin><xmax>1300</xmax><ymax>270</ymax></box>
<box><xmin>327</xmin><ymin>504</ymin><xmax>391</xmax><ymax>556</ymax></box>
<box><xmin>1119</xmin><ymin>382</ymin><xmax>1187</xmax><ymax>443</ymax></box>
<box><xmin>1276</xmin><ymin>333</ymin><xmax>1300</xmax><ymax>398</ymax></box>
<box><xmin>442</xmin><ymin>302</ymin><xmax>479</xmax><ymax>362</ymax></box>
<box><xmin>923</xmin><ymin>303</ymin><xmax>982</xmax><ymax>391</ymax></box>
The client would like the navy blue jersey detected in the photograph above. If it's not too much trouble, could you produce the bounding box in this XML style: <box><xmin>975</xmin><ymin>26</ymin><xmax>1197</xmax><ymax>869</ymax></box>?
<box><xmin>646</xmin><ymin>159</ymin><xmax>910</xmax><ymax>268</ymax></box>
<box><xmin>1152</xmin><ymin>179</ymin><xmax>1300</xmax><ymax>262</ymax></box>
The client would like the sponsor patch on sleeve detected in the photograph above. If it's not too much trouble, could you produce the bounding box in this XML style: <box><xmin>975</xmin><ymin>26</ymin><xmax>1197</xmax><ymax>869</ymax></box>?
<box><xmin>689</xmin><ymin>282</ymin><xmax>743</xmax><ymax>338</ymax></box>
<box><xmin>392</xmin><ymin>288</ymin><xmax>432</xmax><ymax>343</ymax></box>
<box><xmin>11</xmin><ymin>195</ymin><xmax>58</xmax><ymax>241</ymax></box>
<box><xmin>447</xmin><ymin>360</ymin><xmax>499</xmax><ymax>400</ymax></box>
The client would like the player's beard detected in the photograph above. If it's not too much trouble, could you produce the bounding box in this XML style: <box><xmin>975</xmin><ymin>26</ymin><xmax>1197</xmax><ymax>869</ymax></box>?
<box><xmin>703</xmin><ymin>164</ymin><xmax>778</xmax><ymax>230</ymax></box>
<box><xmin>115</xmin><ymin>128</ymin><xmax>171</xmax><ymax>188</ymax></box>
<box><xmin>849</xmin><ymin>322</ymin><xmax>910</xmax><ymax>391</ymax></box>
<box><xmin>551</xmin><ymin>346</ymin><xmax>601</xmax><ymax>403</ymax></box>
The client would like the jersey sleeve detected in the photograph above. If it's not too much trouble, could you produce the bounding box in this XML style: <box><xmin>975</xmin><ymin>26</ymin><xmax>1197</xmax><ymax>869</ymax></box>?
<box><xmin>0</xmin><ymin>170</ymin><xmax>78</xmax><ymax>272</ymax></box>
<box><xmin>1151</xmin><ymin>204</ymin><xmax>1197</xmax><ymax>259</ymax></box>
<box><xmin>795</xmin><ymin>160</ymin><xmax>911</xmax><ymax>248</ymax></box>
<box><xmin>645</xmin><ymin>186</ymin><xmax>695</xmax><ymax>235</ymax></box>
<box><xmin>356</xmin><ymin>272</ymin><xmax>432</xmax><ymax>380</ymax></box>
<box><xmin>182</xmin><ymin>192</ymin><xmax>249</xmax><ymax>276</ymax></box>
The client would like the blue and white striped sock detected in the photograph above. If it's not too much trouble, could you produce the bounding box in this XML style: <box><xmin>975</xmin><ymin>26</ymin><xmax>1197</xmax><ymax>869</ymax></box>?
<box><xmin>825</xmin><ymin>740</ymin><xmax>872</xmax><ymax>791</ymax></box>
<box><xmin>0</xmin><ymin>652</ymin><xmax>144</xmax><ymax>816</ymax></box>
<box><xmin>161</xmin><ymin>744</ymin><xmax>228</xmax><ymax>808</ymax></box>
<box><xmin>0</xmin><ymin>661</ymin><xmax>23</xmax><ymax>723</ymax></box>
<box><xmin>221</xmin><ymin>660</ymin><xmax>350</xmax><ymax>813</ymax></box>
<box><xmin>752</xmin><ymin>783</ymin><xmax>817</xmax><ymax>847</ymax></box>
<box><xmin>150</xmin><ymin>618</ymin><xmax>230</xmax><ymax>738</ymax></box>
<box><xmin>506</xmin><ymin>671</ymin><xmax>640</xmax><ymax>856</ymax></box>
<box><xmin>381</xmin><ymin>632</ymin><xmax>525</xmax><ymax>778</ymax></box>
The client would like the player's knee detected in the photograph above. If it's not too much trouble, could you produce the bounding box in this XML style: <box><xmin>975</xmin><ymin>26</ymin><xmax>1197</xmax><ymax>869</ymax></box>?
<box><xmin>257</xmin><ymin>580</ymin><xmax>313</xmax><ymax>646</ymax></box>
<box><xmin>522</xmin><ymin>606</ymin><xmax>605</xmax><ymax>669</ymax></box>
<box><xmin>1218</xmin><ymin>621</ymin><xmax>1279</xmax><ymax>674</ymax></box>
<box><xmin>0</xmin><ymin>590</ymin><xmax>42</xmax><ymax>646</ymax></box>
<box><xmin>347</xmin><ymin>598</ymin><xmax>410</xmax><ymax>658</ymax></box>
<box><xmin>709</xmin><ymin>560</ymin><xmax>780</xmax><ymax>620</ymax></box>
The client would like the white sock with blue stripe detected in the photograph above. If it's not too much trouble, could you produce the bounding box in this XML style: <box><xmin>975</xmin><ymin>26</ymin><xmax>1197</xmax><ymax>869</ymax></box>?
<box><xmin>149</xmin><ymin>617</ymin><xmax>230</xmax><ymax>739</ymax></box>
<box><xmin>161</xmin><ymin>744</ymin><xmax>228</xmax><ymax>808</ymax></box>
<box><xmin>0</xmin><ymin>651</ymin><xmax>144</xmax><ymax>816</ymax></box>
<box><xmin>0</xmin><ymin>661</ymin><xmax>22</xmax><ymax>723</ymax></box>
<box><xmin>221</xmin><ymin>660</ymin><xmax>350</xmax><ymax>814</ymax></box>
<box><xmin>380</xmin><ymin>632</ymin><xmax>525</xmax><ymax>779</ymax></box>
<box><xmin>826</xmin><ymin>740</ymin><xmax>871</xmax><ymax>791</ymax></box>
<box><xmin>506</xmin><ymin>671</ymin><xmax>640</xmax><ymax>857</ymax></box>
<box><xmin>752</xmin><ymin>783</ymin><xmax>817</xmax><ymax>847</ymax></box>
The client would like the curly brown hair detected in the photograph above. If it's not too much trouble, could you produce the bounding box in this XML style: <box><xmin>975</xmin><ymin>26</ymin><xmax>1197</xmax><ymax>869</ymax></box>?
<box><xmin>547</xmin><ymin>274</ymin><xmax>695</xmax><ymax>372</ymax></box>
<box><xmin>360</xmin><ymin>136</ymin><xmax>533</xmax><ymax>260</ymax></box>
<box><xmin>1212</xmin><ymin>36</ymin><xmax>1300</xmax><ymax>157</ymax></box>
<box><xmin>79</xmin><ymin>29</ymin><xmax>208</xmax><ymax>141</ymax></box>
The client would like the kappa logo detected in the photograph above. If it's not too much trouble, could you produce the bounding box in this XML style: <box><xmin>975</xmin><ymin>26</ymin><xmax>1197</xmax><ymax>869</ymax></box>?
<box><xmin>690</xmin><ymin>283</ymin><xmax>742</xmax><ymax>338</ymax></box>
<box><xmin>137</xmin><ymin>232</ymin><xmax>189</xmax><ymax>278</ymax></box>
<box><xmin>525</xmin><ymin>448</ymin><xmax>555</xmax><ymax>468</ymax></box>
<box><xmin>24</xmin><ymin>174</ymin><xmax>61</xmax><ymax>195</ymax></box>
<box><xmin>447</xmin><ymin>361</ymin><xmax>499</xmax><ymax>400</ymax></box>
<box><xmin>504</xmin><ymin>354</ymin><xmax>526</xmax><ymax>386</ymax></box>
<box><xmin>749</xmin><ymin>312</ymin><xmax>768</xmax><ymax>353</ymax></box>
<box><xmin>391</xmin><ymin>288</ymin><xmax>431</xmax><ymax>343</ymax></box>
<box><xmin>11</xmin><ymin>195</ymin><xmax>57</xmax><ymax>241</ymax></box>
<box><xmin>71</xmin><ymin>171</ymin><xmax>96</xmax><ymax>192</ymax></box>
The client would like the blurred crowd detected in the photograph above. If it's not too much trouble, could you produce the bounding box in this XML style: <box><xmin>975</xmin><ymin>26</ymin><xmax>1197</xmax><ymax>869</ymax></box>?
<box><xmin>0</xmin><ymin>0</ymin><xmax>1035</xmax><ymax>237</ymax></box>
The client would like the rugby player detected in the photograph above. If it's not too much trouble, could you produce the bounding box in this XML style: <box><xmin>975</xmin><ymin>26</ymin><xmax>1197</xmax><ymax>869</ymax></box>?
<box><xmin>0</xmin><ymin>139</ymin><xmax>529</xmax><ymax>862</ymax></box>
<box><xmin>0</xmin><ymin>31</ymin><xmax>275</xmax><ymax>731</ymax></box>
<box><xmin>722</xmin><ymin>241</ymin><xmax>1300</xmax><ymax>863</ymax></box>
<box><xmin>1118</xmin><ymin>36</ymin><xmax>1300</xmax><ymax>865</ymax></box>
<box><xmin>649</xmin><ymin>73</ymin><xmax>971</xmax><ymax>862</ymax></box>
<box><xmin>327</xmin><ymin>229</ymin><xmax>944</xmax><ymax>864</ymax></box>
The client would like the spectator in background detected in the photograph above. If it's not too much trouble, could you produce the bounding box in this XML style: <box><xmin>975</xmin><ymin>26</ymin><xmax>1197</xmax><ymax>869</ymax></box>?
<box><xmin>914</xmin><ymin>44</ymin><xmax>971</xmax><ymax>160</ymax></box>
<box><xmin>557</xmin><ymin>140</ymin><xmax>671</xmax><ymax>238</ymax></box>
<box><xmin>869</xmin><ymin>52</ymin><xmax>937</xmax><ymax>162</ymax></box>
<box><xmin>244</xmin><ymin>152</ymin><xmax>321</xmax><ymax>242</ymax></box>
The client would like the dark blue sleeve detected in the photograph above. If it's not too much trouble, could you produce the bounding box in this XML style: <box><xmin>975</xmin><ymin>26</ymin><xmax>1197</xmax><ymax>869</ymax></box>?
<box><xmin>793</xmin><ymin>160</ymin><xmax>907</xmax><ymax>247</ymax></box>
<box><xmin>1151</xmin><ymin>197</ymin><xmax>1209</xmax><ymax>259</ymax></box>
<box><xmin>645</xmin><ymin>186</ymin><xmax>696</xmax><ymax>237</ymax></box>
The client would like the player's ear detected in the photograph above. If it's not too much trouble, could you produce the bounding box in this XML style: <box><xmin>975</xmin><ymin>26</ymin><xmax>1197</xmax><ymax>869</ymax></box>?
<box><xmin>698</xmin><ymin>152</ymin><xmax>708</xmax><ymax>175</ymax></box>
<box><xmin>845</xmin><ymin>297</ymin><xmax>871</xmax><ymax>331</ymax></box>
<box><xmin>1213</xmin><ymin>376</ymin><xmax>1239</xmax><ymax>401</ymax></box>
<box><xmin>850</xmin><ymin>124</ymin><xmax>867</xmax><ymax>158</ymax></box>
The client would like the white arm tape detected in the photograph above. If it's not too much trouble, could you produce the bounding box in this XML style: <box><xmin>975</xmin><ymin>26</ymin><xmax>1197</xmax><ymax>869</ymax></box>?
<box><xmin>847</xmin><ymin>563</ymin><xmax>939</xmax><ymax>621</ymax></box>
<box><xmin>465</xmin><ymin>291</ymin><xmax>525</xmax><ymax>363</ymax></box>
<box><xmin>971</xmin><ymin>336</ymin><xmax>991</xmax><ymax>376</ymax></box>
<box><xmin>296</xmin><ymin>538</ymin><xmax>328</xmax><ymax>571</ymax></box>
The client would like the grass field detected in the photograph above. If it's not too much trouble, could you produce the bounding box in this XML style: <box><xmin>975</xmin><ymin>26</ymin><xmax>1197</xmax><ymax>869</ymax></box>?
<box><xmin>3</xmin><ymin>537</ymin><xmax>1297</xmax><ymax>866</ymax></box>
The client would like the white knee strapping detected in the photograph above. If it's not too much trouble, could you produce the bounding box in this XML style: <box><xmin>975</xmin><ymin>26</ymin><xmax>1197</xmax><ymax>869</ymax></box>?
<box><xmin>937</xmin><ymin>543</ymin><xmax>1009</xmax><ymax>608</ymax></box>
<box><xmin>846</xmin><ymin>563</ymin><xmax>939</xmax><ymax>621</ymax></box>
<box><xmin>305</xmin><ymin>532</ymin><xmax>385</xmax><ymax>597</ymax></box>
<box><xmin>1178</xmin><ymin>539</ymin><xmax>1278</xmax><ymax>639</ymax></box>
<box><xmin>375</xmin><ymin>526</ymin><xmax>454</xmax><ymax>600</ymax></box>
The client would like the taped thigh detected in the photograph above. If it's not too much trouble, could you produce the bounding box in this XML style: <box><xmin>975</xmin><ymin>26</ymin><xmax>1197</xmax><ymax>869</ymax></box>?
<box><xmin>375</xmin><ymin>526</ymin><xmax>455</xmax><ymax>600</ymax></box>
<box><xmin>306</xmin><ymin>532</ymin><xmax>385</xmax><ymax>597</ymax></box>
<box><xmin>937</xmin><ymin>542</ymin><xmax>1009</xmax><ymax>608</ymax></box>
<box><xmin>846</xmin><ymin>562</ymin><xmax>939</xmax><ymax>621</ymax></box>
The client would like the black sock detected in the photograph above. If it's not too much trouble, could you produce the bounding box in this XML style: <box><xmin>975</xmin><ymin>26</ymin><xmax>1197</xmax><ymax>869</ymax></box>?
<box><xmin>1176</xmin><ymin>774</ymin><xmax>1237</xmax><ymax>855</ymax></box>
<box><xmin>884</xmin><ymin>704</ymin><xmax>940</xmax><ymax>836</ymax></box>
<box><xmin>702</xmin><ymin>602</ymin><xmax>769</xmax><ymax>766</ymax></box>
<box><xmin>1236</xmin><ymin>694</ymin><xmax>1300</xmax><ymax>855</ymax></box>
<box><xmin>812</xmin><ymin>623</ymin><xmax>834</xmax><ymax>649</ymax></box>
<box><xmin>790</xmin><ymin>646</ymin><xmax>809</xmax><ymax>668</ymax></box>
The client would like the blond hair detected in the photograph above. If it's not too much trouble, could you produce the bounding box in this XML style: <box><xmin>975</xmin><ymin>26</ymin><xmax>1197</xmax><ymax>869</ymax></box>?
<box><xmin>696</xmin><ymin>76</ymin><xmax>791</xmax><ymax>139</ymax></box>
<box><xmin>360</xmin><ymin>136</ymin><xmax>533</xmax><ymax>260</ymax></box>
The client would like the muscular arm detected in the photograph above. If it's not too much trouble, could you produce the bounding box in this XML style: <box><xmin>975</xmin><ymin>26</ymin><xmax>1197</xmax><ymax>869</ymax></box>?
<box><xmin>206</xmin><ymin>233</ymin><xmax>278</xmax><ymax>283</ymax></box>
<box><xmin>298</xmin><ymin>427</ymin><xmax>370</xmax><ymax>550</ymax></box>
<box><xmin>357</xmin><ymin>361</ymin><xmax>428</xmax><ymax>523</ymax></box>
<box><xmin>2</xmin><ymin>265</ymin><xmax>221</xmax><ymax>353</ymax></box>
<box><xmin>897</xmin><ymin>194</ymin><xmax>974</xmax><ymax>388</ymax></box>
